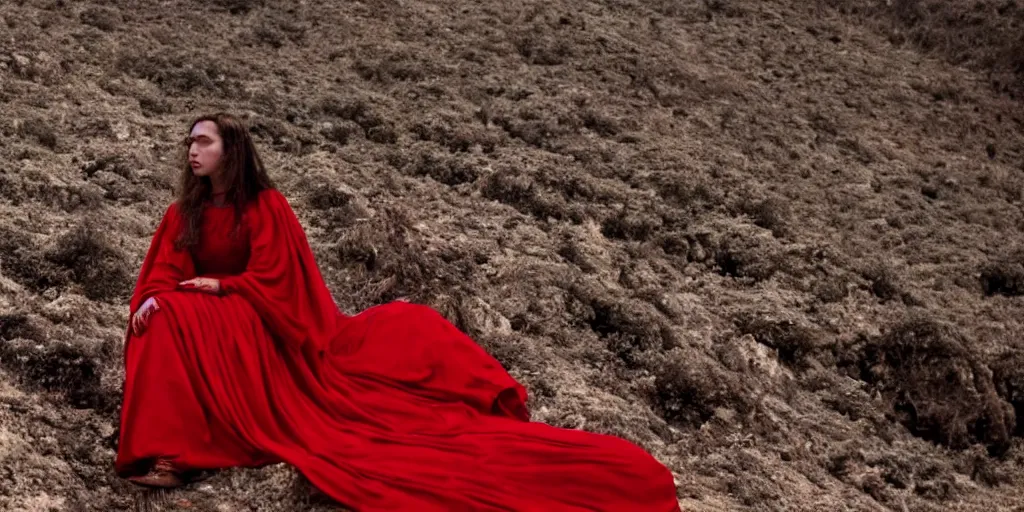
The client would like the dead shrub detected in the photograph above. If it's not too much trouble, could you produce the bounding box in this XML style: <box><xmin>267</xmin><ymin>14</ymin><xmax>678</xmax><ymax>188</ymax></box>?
<box><xmin>116</xmin><ymin>50</ymin><xmax>244</xmax><ymax>98</ymax></box>
<box><xmin>352</xmin><ymin>52</ymin><xmax>431</xmax><ymax>83</ymax></box>
<box><xmin>79</xmin><ymin>6</ymin><xmax>122</xmax><ymax>32</ymax></box>
<box><xmin>540</xmin><ymin>171</ymin><xmax>618</xmax><ymax>204</ymax></box>
<box><xmin>302</xmin><ymin>181</ymin><xmax>373</xmax><ymax>237</ymax></box>
<box><xmin>248</xmin><ymin>115</ymin><xmax>293</xmax><ymax>143</ymax></box>
<box><xmin>656</xmin><ymin>231</ymin><xmax>690</xmax><ymax>258</ymax></box>
<box><xmin>45</xmin><ymin>220</ymin><xmax>133</xmax><ymax>302</ymax></box>
<box><xmin>491</xmin><ymin>114</ymin><xmax>572</xmax><ymax>151</ymax></box>
<box><xmin>81</xmin><ymin>154</ymin><xmax>133</xmax><ymax>180</ymax></box>
<box><xmin>0</xmin><ymin>337</ymin><xmax>103</xmax><ymax>409</ymax></box>
<box><xmin>957</xmin><ymin>446</ymin><xmax>1014</xmax><ymax>487</ymax></box>
<box><xmin>0</xmin><ymin>313</ymin><xmax>45</xmax><ymax>343</ymax></box>
<box><xmin>18</xmin><ymin>119</ymin><xmax>58</xmax><ymax>150</ymax></box>
<box><xmin>990</xmin><ymin>351</ymin><xmax>1024</xmax><ymax>437</ymax></box>
<box><xmin>556</xmin><ymin>237</ymin><xmax>598</xmax><ymax>273</ymax></box>
<box><xmin>861</xmin><ymin>260</ymin><xmax>904</xmax><ymax>302</ymax></box>
<box><xmin>0</xmin><ymin>226</ymin><xmax>70</xmax><ymax>292</ymax></box>
<box><xmin>704</xmin><ymin>0</ymin><xmax>746</xmax><ymax>18</ymax></box>
<box><xmin>367</xmin><ymin>125</ymin><xmax>398</xmax><ymax>144</ymax></box>
<box><xmin>567</xmin><ymin>282</ymin><xmax>671</xmax><ymax>365</ymax></box>
<box><xmin>727</xmin><ymin>461</ymin><xmax>783</xmax><ymax>507</ymax></box>
<box><xmin>7</xmin><ymin>51</ymin><xmax>63</xmax><ymax>85</ymax></box>
<box><xmin>734</xmin><ymin>314</ymin><xmax>820</xmax><ymax>367</ymax></box>
<box><xmin>316</xmin><ymin>98</ymin><xmax>397</xmax><ymax>144</ymax></box>
<box><xmin>712</xmin><ymin>232</ymin><xmax>784</xmax><ymax>282</ymax></box>
<box><xmin>578</xmin><ymin>109</ymin><xmax>620</xmax><ymax>137</ymax></box>
<box><xmin>481</xmin><ymin>171</ymin><xmax>574</xmax><ymax>222</ymax></box>
<box><xmin>854</xmin><ymin>317</ymin><xmax>1015</xmax><ymax>454</ymax></box>
<box><xmin>306</xmin><ymin>182</ymin><xmax>355</xmax><ymax>211</ymax></box>
<box><xmin>817</xmin><ymin>374</ymin><xmax>880</xmax><ymax>423</ymax></box>
<box><xmin>90</xmin><ymin>170</ymin><xmax>139</xmax><ymax>203</ymax></box>
<box><xmin>743</xmin><ymin>196</ymin><xmax>790</xmax><ymax>237</ymax></box>
<box><xmin>979</xmin><ymin>250</ymin><xmax>1024</xmax><ymax>297</ymax></box>
<box><xmin>320</xmin><ymin>122</ymin><xmax>360</xmax><ymax>146</ymax></box>
<box><xmin>248</xmin><ymin>11</ymin><xmax>308</xmax><ymax>48</ymax></box>
<box><xmin>139</xmin><ymin>95</ymin><xmax>173</xmax><ymax>116</ymax></box>
<box><xmin>513</xmin><ymin>30</ymin><xmax>572</xmax><ymax>66</ymax></box>
<box><xmin>0</xmin><ymin>170</ymin><xmax>104</xmax><ymax>211</ymax></box>
<box><xmin>813</xmin><ymin>276</ymin><xmax>849</xmax><ymax>303</ymax></box>
<box><xmin>0</xmin><ymin>171</ymin><xmax>17</xmax><ymax>202</ymax></box>
<box><xmin>211</xmin><ymin>0</ymin><xmax>265</xmax><ymax>15</ymax></box>
<box><xmin>600</xmin><ymin>209</ymin><xmax>662</xmax><ymax>242</ymax></box>
<box><xmin>411</xmin><ymin>118</ymin><xmax>498</xmax><ymax>154</ymax></box>
<box><xmin>653</xmin><ymin>174</ymin><xmax>720</xmax><ymax>213</ymax></box>
<box><xmin>317</xmin><ymin>97</ymin><xmax>372</xmax><ymax>123</ymax></box>
<box><xmin>653</xmin><ymin>350</ymin><xmax>754</xmax><ymax>427</ymax></box>
<box><xmin>407</xmin><ymin>153</ymin><xmax>480</xmax><ymax>186</ymax></box>
<box><xmin>331</xmin><ymin>207</ymin><xmax>473</xmax><ymax>311</ymax></box>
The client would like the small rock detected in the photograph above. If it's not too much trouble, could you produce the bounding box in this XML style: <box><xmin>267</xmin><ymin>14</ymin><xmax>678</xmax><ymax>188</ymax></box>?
<box><xmin>112</xmin><ymin>122</ymin><xmax>131</xmax><ymax>141</ymax></box>
<box><xmin>713</xmin><ymin>407</ymin><xmax>737</xmax><ymax>424</ymax></box>
<box><xmin>11</xmin><ymin>53</ymin><xmax>30</xmax><ymax>69</ymax></box>
<box><xmin>0</xmin><ymin>272</ymin><xmax>23</xmax><ymax>294</ymax></box>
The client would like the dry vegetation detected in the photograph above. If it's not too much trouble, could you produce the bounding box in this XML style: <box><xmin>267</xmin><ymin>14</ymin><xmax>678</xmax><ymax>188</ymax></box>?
<box><xmin>2</xmin><ymin>0</ymin><xmax>1024</xmax><ymax>510</ymax></box>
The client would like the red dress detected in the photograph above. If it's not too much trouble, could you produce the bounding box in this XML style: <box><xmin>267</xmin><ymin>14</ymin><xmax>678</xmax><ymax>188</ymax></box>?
<box><xmin>115</xmin><ymin>189</ymin><xmax>681</xmax><ymax>512</ymax></box>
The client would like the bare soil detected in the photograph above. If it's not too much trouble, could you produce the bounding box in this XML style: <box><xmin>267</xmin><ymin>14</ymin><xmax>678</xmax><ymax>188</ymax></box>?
<box><xmin>2</xmin><ymin>0</ymin><xmax>1024</xmax><ymax>510</ymax></box>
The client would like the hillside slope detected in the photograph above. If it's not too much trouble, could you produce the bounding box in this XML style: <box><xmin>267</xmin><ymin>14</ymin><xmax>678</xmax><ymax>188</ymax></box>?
<box><xmin>1</xmin><ymin>1</ymin><xmax>1024</xmax><ymax>511</ymax></box>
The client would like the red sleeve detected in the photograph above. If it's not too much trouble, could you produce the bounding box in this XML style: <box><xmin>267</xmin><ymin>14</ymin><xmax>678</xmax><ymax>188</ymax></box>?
<box><xmin>129</xmin><ymin>203</ymin><xmax>197</xmax><ymax>316</ymax></box>
<box><xmin>219</xmin><ymin>189</ymin><xmax>343</xmax><ymax>356</ymax></box>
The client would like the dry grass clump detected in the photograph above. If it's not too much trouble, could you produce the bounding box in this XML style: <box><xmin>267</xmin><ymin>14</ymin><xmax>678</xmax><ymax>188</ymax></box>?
<box><xmin>0</xmin><ymin>313</ymin><xmax>106</xmax><ymax>409</ymax></box>
<box><xmin>46</xmin><ymin>219</ymin><xmax>133</xmax><ymax>302</ymax></box>
<box><xmin>850</xmin><ymin>316</ymin><xmax>1015</xmax><ymax>454</ymax></box>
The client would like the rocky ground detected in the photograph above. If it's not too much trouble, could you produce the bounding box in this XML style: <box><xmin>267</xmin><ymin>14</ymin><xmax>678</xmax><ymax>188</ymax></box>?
<box><xmin>1</xmin><ymin>0</ymin><xmax>1024</xmax><ymax>510</ymax></box>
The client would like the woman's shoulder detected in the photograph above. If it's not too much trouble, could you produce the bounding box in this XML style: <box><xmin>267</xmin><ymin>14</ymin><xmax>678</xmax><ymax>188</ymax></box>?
<box><xmin>255</xmin><ymin>187</ymin><xmax>286</xmax><ymax>203</ymax></box>
<box><xmin>250</xmin><ymin>187</ymin><xmax>294</xmax><ymax>210</ymax></box>
<box><xmin>164</xmin><ymin>200</ymin><xmax>182</xmax><ymax>219</ymax></box>
<box><xmin>240</xmin><ymin>188</ymin><xmax>296</xmax><ymax>222</ymax></box>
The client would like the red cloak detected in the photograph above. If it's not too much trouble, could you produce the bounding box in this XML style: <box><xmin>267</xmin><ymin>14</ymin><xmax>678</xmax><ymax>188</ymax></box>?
<box><xmin>115</xmin><ymin>188</ymin><xmax>681</xmax><ymax>511</ymax></box>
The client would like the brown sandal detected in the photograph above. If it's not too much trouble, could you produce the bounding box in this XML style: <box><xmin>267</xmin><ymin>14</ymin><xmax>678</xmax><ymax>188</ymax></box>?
<box><xmin>127</xmin><ymin>458</ymin><xmax>184</xmax><ymax>489</ymax></box>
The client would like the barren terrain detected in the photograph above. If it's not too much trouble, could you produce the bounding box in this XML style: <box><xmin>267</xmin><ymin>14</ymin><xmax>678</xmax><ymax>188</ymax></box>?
<box><xmin>2</xmin><ymin>0</ymin><xmax>1024</xmax><ymax>510</ymax></box>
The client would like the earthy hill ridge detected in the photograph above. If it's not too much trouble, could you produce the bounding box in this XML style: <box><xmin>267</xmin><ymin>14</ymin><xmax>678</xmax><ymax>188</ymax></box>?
<box><xmin>1</xmin><ymin>0</ymin><xmax>1024</xmax><ymax>510</ymax></box>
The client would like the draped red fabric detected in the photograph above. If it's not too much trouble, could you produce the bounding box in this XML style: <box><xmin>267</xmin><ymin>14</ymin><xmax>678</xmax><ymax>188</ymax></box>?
<box><xmin>115</xmin><ymin>189</ymin><xmax>681</xmax><ymax>512</ymax></box>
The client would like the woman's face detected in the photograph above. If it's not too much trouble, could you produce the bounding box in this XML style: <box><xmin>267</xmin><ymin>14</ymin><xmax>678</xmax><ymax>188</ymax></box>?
<box><xmin>187</xmin><ymin>120</ymin><xmax>225</xmax><ymax>178</ymax></box>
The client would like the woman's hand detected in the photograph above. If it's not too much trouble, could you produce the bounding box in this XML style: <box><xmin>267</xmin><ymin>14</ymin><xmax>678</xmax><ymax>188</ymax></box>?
<box><xmin>178</xmin><ymin>277</ymin><xmax>222</xmax><ymax>294</ymax></box>
<box><xmin>131</xmin><ymin>297</ymin><xmax>160</xmax><ymax>336</ymax></box>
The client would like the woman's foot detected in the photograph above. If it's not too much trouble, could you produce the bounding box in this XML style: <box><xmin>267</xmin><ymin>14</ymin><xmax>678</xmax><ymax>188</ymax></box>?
<box><xmin>127</xmin><ymin>458</ymin><xmax>184</xmax><ymax>488</ymax></box>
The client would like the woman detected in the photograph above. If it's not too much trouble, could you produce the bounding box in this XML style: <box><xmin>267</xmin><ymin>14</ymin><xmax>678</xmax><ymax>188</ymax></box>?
<box><xmin>116</xmin><ymin>112</ymin><xmax>681</xmax><ymax>511</ymax></box>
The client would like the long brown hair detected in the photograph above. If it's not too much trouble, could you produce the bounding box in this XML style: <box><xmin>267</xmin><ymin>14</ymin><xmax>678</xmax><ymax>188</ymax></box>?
<box><xmin>174</xmin><ymin>112</ymin><xmax>274</xmax><ymax>250</ymax></box>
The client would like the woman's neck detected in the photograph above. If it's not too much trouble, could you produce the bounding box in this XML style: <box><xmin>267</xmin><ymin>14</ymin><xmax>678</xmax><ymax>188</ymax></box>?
<box><xmin>209</xmin><ymin>188</ymin><xmax>230</xmax><ymax>207</ymax></box>
<box><xmin>210</xmin><ymin>174</ymin><xmax>229</xmax><ymax>195</ymax></box>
